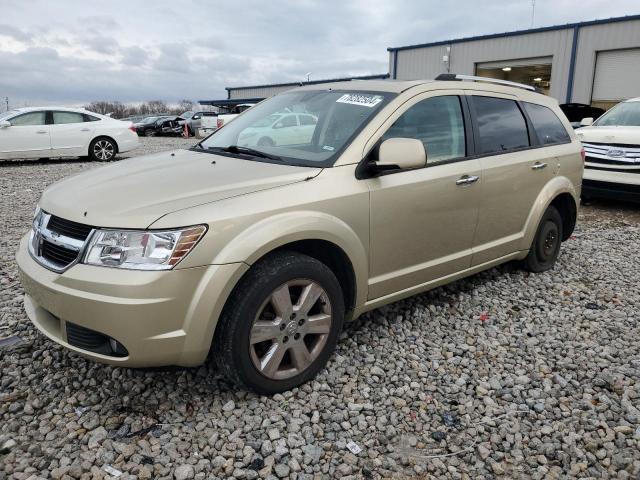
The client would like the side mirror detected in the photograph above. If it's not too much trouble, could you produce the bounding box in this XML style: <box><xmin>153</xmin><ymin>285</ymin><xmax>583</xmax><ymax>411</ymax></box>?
<box><xmin>192</xmin><ymin>115</ymin><xmax>201</xmax><ymax>120</ymax></box>
<box><xmin>376</xmin><ymin>138</ymin><xmax>427</xmax><ymax>171</ymax></box>
<box><xmin>274</xmin><ymin>123</ymin><xmax>283</xmax><ymax>129</ymax></box>
<box><xmin>580</xmin><ymin>117</ymin><xmax>594</xmax><ymax>126</ymax></box>
<box><xmin>0</xmin><ymin>120</ymin><xmax>11</xmax><ymax>128</ymax></box>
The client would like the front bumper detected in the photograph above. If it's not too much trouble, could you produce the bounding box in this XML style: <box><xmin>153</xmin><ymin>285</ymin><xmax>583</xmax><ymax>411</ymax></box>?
<box><xmin>16</xmin><ymin>234</ymin><xmax>248</xmax><ymax>367</ymax></box>
<box><xmin>583</xmin><ymin>168</ymin><xmax>640</xmax><ymax>203</ymax></box>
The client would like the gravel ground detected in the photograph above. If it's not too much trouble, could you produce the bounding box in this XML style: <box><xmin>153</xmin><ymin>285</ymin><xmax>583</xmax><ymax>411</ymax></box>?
<box><xmin>1</xmin><ymin>137</ymin><xmax>639</xmax><ymax>479</ymax></box>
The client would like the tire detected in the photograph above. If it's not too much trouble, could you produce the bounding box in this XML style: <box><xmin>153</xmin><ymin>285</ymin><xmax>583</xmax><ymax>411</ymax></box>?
<box><xmin>213</xmin><ymin>251</ymin><xmax>344</xmax><ymax>394</ymax></box>
<box><xmin>523</xmin><ymin>206</ymin><xmax>563</xmax><ymax>273</ymax></box>
<box><xmin>144</xmin><ymin>129</ymin><xmax>155</xmax><ymax>137</ymax></box>
<box><xmin>258</xmin><ymin>136</ymin><xmax>275</xmax><ymax>147</ymax></box>
<box><xmin>88</xmin><ymin>137</ymin><xmax>116</xmax><ymax>161</ymax></box>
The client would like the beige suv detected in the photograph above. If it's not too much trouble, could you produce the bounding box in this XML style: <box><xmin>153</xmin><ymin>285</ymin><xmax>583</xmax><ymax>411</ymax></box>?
<box><xmin>17</xmin><ymin>75</ymin><xmax>583</xmax><ymax>393</ymax></box>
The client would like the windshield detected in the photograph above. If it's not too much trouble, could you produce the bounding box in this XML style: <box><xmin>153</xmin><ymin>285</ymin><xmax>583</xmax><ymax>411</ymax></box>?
<box><xmin>142</xmin><ymin>116</ymin><xmax>159</xmax><ymax>124</ymax></box>
<box><xmin>200</xmin><ymin>90</ymin><xmax>395</xmax><ymax>166</ymax></box>
<box><xmin>594</xmin><ymin>101</ymin><xmax>640</xmax><ymax>127</ymax></box>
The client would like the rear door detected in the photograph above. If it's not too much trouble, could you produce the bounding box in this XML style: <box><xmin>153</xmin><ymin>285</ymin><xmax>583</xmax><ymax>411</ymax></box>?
<box><xmin>0</xmin><ymin>111</ymin><xmax>50</xmax><ymax>159</ymax></box>
<box><xmin>468</xmin><ymin>93</ymin><xmax>555</xmax><ymax>265</ymax></box>
<box><xmin>49</xmin><ymin>111</ymin><xmax>96</xmax><ymax>156</ymax></box>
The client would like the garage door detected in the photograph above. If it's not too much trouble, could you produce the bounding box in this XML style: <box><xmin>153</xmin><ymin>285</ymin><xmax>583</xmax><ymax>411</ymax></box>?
<box><xmin>592</xmin><ymin>48</ymin><xmax>640</xmax><ymax>102</ymax></box>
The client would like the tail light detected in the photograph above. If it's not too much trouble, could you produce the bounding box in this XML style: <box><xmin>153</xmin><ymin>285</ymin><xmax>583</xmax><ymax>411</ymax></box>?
<box><xmin>128</xmin><ymin>123</ymin><xmax>136</xmax><ymax>133</ymax></box>
<box><xmin>216</xmin><ymin>118</ymin><xmax>223</xmax><ymax>129</ymax></box>
<box><xmin>580</xmin><ymin>147</ymin><xmax>585</xmax><ymax>162</ymax></box>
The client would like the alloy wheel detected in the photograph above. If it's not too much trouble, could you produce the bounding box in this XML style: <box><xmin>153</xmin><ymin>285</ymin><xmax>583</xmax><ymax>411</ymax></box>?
<box><xmin>93</xmin><ymin>140</ymin><xmax>115</xmax><ymax>160</ymax></box>
<box><xmin>249</xmin><ymin>279</ymin><xmax>332</xmax><ymax>380</ymax></box>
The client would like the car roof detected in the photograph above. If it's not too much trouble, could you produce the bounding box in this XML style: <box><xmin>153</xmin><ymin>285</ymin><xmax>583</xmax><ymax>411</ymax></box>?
<box><xmin>8</xmin><ymin>106</ymin><xmax>97</xmax><ymax>113</ymax></box>
<box><xmin>290</xmin><ymin>78</ymin><xmax>553</xmax><ymax>104</ymax></box>
<box><xmin>624</xmin><ymin>97</ymin><xmax>640</xmax><ymax>103</ymax></box>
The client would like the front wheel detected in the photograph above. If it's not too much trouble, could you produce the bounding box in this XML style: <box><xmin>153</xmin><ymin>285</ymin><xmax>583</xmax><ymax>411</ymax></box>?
<box><xmin>523</xmin><ymin>205</ymin><xmax>563</xmax><ymax>272</ymax></box>
<box><xmin>89</xmin><ymin>137</ymin><xmax>116</xmax><ymax>161</ymax></box>
<box><xmin>213</xmin><ymin>251</ymin><xmax>344</xmax><ymax>394</ymax></box>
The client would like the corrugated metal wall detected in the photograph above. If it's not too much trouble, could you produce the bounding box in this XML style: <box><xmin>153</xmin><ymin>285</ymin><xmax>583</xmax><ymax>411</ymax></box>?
<box><xmin>571</xmin><ymin>19</ymin><xmax>640</xmax><ymax>104</ymax></box>
<box><xmin>393</xmin><ymin>28</ymin><xmax>574</xmax><ymax>101</ymax></box>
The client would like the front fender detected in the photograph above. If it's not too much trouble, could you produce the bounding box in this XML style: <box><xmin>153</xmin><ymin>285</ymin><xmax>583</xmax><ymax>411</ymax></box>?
<box><xmin>211</xmin><ymin>211</ymin><xmax>369</xmax><ymax>310</ymax></box>
<box><xmin>520</xmin><ymin>176</ymin><xmax>579</xmax><ymax>251</ymax></box>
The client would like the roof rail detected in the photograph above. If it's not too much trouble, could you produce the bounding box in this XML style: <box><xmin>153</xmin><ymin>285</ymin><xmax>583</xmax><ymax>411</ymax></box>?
<box><xmin>435</xmin><ymin>73</ymin><xmax>539</xmax><ymax>92</ymax></box>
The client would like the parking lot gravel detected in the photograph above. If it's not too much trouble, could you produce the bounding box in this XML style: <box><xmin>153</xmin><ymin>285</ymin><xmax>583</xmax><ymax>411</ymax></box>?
<box><xmin>1</xmin><ymin>137</ymin><xmax>639</xmax><ymax>479</ymax></box>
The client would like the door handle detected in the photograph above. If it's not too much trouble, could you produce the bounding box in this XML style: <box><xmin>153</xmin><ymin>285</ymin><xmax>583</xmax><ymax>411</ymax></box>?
<box><xmin>456</xmin><ymin>175</ymin><xmax>479</xmax><ymax>186</ymax></box>
<box><xmin>80</xmin><ymin>128</ymin><xmax>90</xmax><ymax>132</ymax></box>
<box><xmin>531</xmin><ymin>162</ymin><xmax>548</xmax><ymax>170</ymax></box>
<box><xmin>36</xmin><ymin>130</ymin><xmax>48</xmax><ymax>134</ymax></box>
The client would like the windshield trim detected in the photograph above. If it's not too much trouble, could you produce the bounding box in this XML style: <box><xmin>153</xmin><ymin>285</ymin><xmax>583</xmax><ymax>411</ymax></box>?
<box><xmin>196</xmin><ymin>89</ymin><xmax>397</xmax><ymax>168</ymax></box>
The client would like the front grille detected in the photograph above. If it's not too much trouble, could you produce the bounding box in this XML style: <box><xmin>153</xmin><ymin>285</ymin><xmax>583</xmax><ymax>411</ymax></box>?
<box><xmin>41</xmin><ymin>240</ymin><xmax>78</xmax><ymax>267</ymax></box>
<box><xmin>583</xmin><ymin>142</ymin><xmax>640</xmax><ymax>166</ymax></box>
<box><xmin>47</xmin><ymin>215</ymin><xmax>93</xmax><ymax>241</ymax></box>
<box><xmin>66</xmin><ymin>322</ymin><xmax>128</xmax><ymax>357</ymax></box>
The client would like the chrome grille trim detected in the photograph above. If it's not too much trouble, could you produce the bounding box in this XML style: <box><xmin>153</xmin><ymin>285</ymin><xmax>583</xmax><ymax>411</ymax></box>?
<box><xmin>29</xmin><ymin>212</ymin><xmax>94</xmax><ymax>273</ymax></box>
<box><xmin>582</xmin><ymin>142</ymin><xmax>640</xmax><ymax>164</ymax></box>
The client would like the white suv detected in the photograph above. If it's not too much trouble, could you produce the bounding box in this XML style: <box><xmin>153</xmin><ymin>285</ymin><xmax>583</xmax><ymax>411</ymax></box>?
<box><xmin>577</xmin><ymin>98</ymin><xmax>640</xmax><ymax>202</ymax></box>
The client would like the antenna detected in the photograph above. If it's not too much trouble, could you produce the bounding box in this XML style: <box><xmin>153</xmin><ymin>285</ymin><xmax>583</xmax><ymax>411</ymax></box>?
<box><xmin>531</xmin><ymin>0</ymin><xmax>536</xmax><ymax>27</ymax></box>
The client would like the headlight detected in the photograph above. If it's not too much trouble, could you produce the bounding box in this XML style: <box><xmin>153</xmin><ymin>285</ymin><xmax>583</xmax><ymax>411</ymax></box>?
<box><xmin>83</xmin><ymin>225</ymin><xmax>206</xmax><ymax>270</ymax></box>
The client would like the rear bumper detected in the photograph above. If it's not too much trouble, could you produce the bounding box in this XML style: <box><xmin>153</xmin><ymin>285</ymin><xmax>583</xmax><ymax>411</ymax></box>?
<box><xmin>583</xmin><ymin>168</ymin><xmax>640</xmax><ymax>202</ymax></box>
<box><xmin>116</xmin><ymin>131</ymin><xmax>139</xmax><ymax>153</ymax></box>
<box><xmin>16</xmin><ymin>234</ymin><xmax>248</xmax><ymax>367</ymax></box>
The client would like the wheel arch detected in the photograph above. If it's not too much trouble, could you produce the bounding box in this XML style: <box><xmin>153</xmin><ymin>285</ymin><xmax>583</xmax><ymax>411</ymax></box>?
<box><xmin>89</xmin><ymin>135</ymin><xmax>119</xmax><ymax>155</ymax></box>
<box><xmin>521</xmin><ymin>177</ymin><xmax>579</xmax><ymax>250</ymax></box>
<box><xmin>211</xmin><ymin>211</ymin><xmax>368</xmax><ymax>318</ymax></box>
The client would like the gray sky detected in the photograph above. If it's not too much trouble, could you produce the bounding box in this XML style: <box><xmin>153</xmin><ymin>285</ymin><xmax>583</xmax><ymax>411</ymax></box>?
<box><xmin>0</xmin><ymin>0</ymin><xmax>638</xmax><ymax>106</ymax></box>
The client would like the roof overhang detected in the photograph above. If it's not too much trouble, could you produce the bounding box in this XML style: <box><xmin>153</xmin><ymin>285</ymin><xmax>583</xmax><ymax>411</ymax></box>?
<box><xmin>198</xmin><ymin>98</ymin><xmax>265</xmax><ymax>107</ymax></box>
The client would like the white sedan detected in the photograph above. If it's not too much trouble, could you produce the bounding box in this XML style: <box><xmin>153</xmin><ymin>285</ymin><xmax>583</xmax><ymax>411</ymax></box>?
<box><xmin>0</xmin><ymin>107</ymin><xmax>139</xmax><ymax>161</ymax></box>
<box><xmin>238</xmin><ymin>113</ymin><xmax>317</xmax><ymax>147</ymax></box>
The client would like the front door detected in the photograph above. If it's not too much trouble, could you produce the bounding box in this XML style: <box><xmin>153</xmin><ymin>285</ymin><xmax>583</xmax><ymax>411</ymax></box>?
<box><xmin>0</xmin><ymin>111</ymin><xmax>50</xmax><ymax>159</ymax></box>
<box><xmin>366</xmin><ymin>92</ymin><xmax>482</xmax><ymax>299</ymax></box>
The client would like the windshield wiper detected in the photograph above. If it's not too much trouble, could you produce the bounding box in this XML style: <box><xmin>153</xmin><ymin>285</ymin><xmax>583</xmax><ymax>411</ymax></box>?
<box><xmin>208</xmin><ymin>145</ymin><xmax>282</xmax><ymax>161</ymax></box>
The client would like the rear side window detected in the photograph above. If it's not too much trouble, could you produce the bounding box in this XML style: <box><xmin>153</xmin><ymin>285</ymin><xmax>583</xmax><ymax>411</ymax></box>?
<box><xmin>299</xmin><ymin>114</ymin><xmax>317</xmax><ymax>126</ymax></box>
<box><xmin>472</xmin><ymin>96</ymin><xmax>529</xmax><ymax>154</ymax></box>
<box><xmin>10</xmin><ymin>111</ymin><xmax>46</xmax><ymax>126</ymax></box>
<box><xmin>381</xmin><ymin>95</ymin><xmax>466</xmax><ymax>164</ymax></box>
<box><xmin>523</xmin><ymin>102</ymin><xmax>570</xmax><ymax>145</ymax></box>
<box><xmin>83</xmin><ymin>114</ymin><xmax>100</xmax><ymax>122</ymax></box>
<box><xmin>53</xmin><ymin>111</ymin><xmax>84</xmax><ymax>124</ymax></box>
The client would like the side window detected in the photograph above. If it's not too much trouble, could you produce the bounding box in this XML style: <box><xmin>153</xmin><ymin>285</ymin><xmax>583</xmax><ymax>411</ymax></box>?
<box><xmin>299</xmin><ymin>115</ymin><xmax>317</xmax><ymax>126</ymax></box>
<box><xmin>53</xmin><ymin>111</ymin><xmax>85</xmax><ymax>124</ymax></box>
<box><xmin>275</xmin><ymin>115</ymin><xmax>297</xmax><ymax>128</ymax></box>
<box><xmin>523</xmin><ymin>102</ymin><xmax>571</xmax><ymax>145</ymax></box>
<box><xmin>381</xmin><ymin>95</ymin><xmax>466</xmax><ymax>164</ymax></box>
<box><xmin>83</xmin><ymin>114</ymin><xmax>100</xmax><ymax>122</ymax></box>
<box><xmin>9</xmin><ymin>111</ymin><xmax>46</xmax><ymax>126</ymax></box>
<box><xmin>472</xmin><ymin>96</ymin><xmax>530</xmax><ymax>154</ymax></box>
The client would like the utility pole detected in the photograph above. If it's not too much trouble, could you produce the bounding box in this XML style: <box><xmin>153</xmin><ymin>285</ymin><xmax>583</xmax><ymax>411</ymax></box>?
<box><xmin>531</xmin><ymin>0</ymin><xmax>536</xmax><ymax>28</ymax></box>
<box><xmin>4</xmin><ymin>97</ymin><xmax>8</xmax><ymax>112</ymax></box>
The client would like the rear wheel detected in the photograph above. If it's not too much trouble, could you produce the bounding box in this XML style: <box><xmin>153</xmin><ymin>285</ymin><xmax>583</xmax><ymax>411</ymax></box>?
<box><xmin>89</xmin><ymin>137</ymin><xmax>116</xmax><ymax>161</ymax></box>
<box><xmin>213</xmin><ymin>251</ymin><xmax>344</xmax><ymax>394</ymax></box>
<box><xmin>523</xmin><ymin>206</ymin><xmax>563</xmax><ymax>272</ymax></box>
<box><xmin>144</xmin><ymin>129</ymin><xmax>155</xmax><ymax>137</ymax></box>
<box><xmin>258</xmin><ymin>136</ymin><xmax>275</xmax><ymax>147</ymax></box>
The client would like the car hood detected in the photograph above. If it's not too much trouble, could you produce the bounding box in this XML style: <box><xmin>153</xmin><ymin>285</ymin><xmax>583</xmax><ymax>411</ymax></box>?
<box><xmin>576</xmin><ymin>125</ymin><xmax>640</xmax><ymax>145</ymax></box>
<box><xmin>40</xmin><ymin>149</ymin><xmax>322</xmax><ymax>228</ymax></box>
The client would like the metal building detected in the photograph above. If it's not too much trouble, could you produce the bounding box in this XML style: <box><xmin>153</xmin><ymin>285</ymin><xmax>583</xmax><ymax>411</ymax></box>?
<box><xmin>225</xmin><ymin>73</ymin><xmax>389</xmax><ymax>100</ymax></box>
<box><xmin>388</xmin><ymin>14</ymin><xmax>640</xmax><ymax>109</ymax></box>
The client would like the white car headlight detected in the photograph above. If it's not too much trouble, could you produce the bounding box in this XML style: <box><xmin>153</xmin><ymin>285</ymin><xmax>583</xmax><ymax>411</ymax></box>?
<box><xmin>83</xmin><ymin>225</ymin><xmax>206</xmax><ymax>270</ymax></box>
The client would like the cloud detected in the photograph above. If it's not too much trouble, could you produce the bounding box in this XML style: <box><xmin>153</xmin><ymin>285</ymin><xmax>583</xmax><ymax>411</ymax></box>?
<box><xmin>0</xmin><ymin>0</ymin><xmax>638</xmax><ymax>105</ymax></box>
